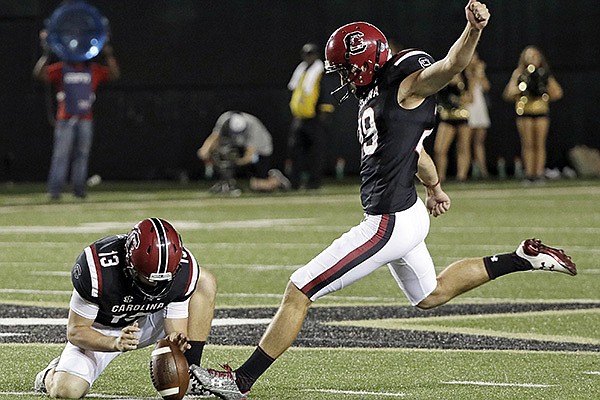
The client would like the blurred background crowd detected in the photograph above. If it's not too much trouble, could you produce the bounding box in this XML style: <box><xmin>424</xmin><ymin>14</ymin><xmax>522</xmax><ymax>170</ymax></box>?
<box><xmin>1</xmin><ymin>0</ymin><xmax>599</xmax><ymax>194</ymax></box>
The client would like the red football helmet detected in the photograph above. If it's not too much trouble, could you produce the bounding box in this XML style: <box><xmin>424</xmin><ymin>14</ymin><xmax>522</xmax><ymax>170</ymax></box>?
<box><xmin>325</xmin><ymin>21</ymin><xmax>390</xmax><ymax>102</ymax></box>
<box><xmin>125</xmin><ymin>218</ymin><xmax>183</xmax><ymax>300</ymax></box>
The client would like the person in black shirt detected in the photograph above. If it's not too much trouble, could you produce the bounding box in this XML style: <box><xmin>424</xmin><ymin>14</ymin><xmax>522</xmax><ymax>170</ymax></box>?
<box><xmin>34</xmin><ymin>218</ymin><xmax>216</xmax><ymax>398</ymax></box>
<box><xmin>190</xmin><ymin>3</ymin><xmax>575</xmax><ymax>399</ymax></box>
<box><xmin>434</xmin><ymin>72</ymin><xmax>472</xmax><ymax>182</ymax></box>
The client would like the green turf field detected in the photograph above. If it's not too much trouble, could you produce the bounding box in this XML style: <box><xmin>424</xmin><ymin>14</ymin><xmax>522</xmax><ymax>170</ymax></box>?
<box><xmin>0</xmin><ymin>179</ymin><xmax>599</xmax><ymax>399</ymax></box>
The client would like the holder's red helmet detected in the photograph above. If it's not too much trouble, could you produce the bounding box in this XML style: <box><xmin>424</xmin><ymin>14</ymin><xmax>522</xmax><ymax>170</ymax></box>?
<box><xmin>125</xmin><ymin>218</ymin><xmax>183</xmax><ymax>300</ymax></box>
<box><xmin>325</xmin><ymin>22</ymin><xmax>390</xmax><ymax>102</ymax></box>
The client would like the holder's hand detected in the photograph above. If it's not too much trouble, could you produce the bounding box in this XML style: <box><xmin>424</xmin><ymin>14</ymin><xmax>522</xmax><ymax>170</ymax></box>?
<box><xmin>165</xmin><ymin>331</ymin><xmax>190</xmax><ymax>354</ymax></box>
<box><xmin>115</xmin><ymin>321</ymin><xmax>140</xmax><ymax>352</ymax></box>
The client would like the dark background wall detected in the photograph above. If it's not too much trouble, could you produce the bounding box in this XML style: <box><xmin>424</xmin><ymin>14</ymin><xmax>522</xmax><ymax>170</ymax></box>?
<box><xmin>1</xmin><ymin>0</ymin><xmax>599</xmax><ymax>182</ymax></box>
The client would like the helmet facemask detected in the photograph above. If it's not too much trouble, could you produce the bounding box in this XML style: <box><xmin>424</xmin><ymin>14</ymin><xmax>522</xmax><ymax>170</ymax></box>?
<box><xmin>124</xmin><ymin>263</ymin><xmax>177</xmax><ymax>302</ymax></box>
<box><xmin>326</xmin><ymin>62</ymin><xmax>361</xmax><ymax>103</ymax></box>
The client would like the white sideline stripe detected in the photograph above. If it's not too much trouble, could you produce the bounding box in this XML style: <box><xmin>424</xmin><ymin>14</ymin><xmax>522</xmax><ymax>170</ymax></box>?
<box><xmin>212</xmin><ymin>318</ymin><xmax>271</xmax><ymax>326</ymax></box>
<box><xmin>0</xmin><ymin>287</ymin><xmax>399</xmax><ymax>302</ymax></box>
<box><xmin>583</xmin><ymin>269</ymin><xmax>600</xmax><ymax>274</ymax></box>
<box><xmin>0</xmin><ymin>219</ymin><xmax>313</xmax><ymax>234</ymax></box>
<box><xmin>0</xmin><ymin>287</ymin><xmax>595</xmax><ymax>304</ymax></box>
<box><xmin>0</xmin><ymin>392</ymin><xmax>154</xmax><ymax>399</ymax></box>
<box><xmin>0</xmin><ymin>317</ymin><xmax>271</xmax><ymax>327</ymax></box>
<box><xmin>0</xmin><ymin>318</ymin><xmax>68</xmax><ymax>325</ymax></box>
<box><xmin>24</xmin><ymin>265</ymin><xmax>300</xmax><ymax>277</ymax></box>
<box><xmin>204</xmin><ymin>263</ymin><xmax>302</xmax><ymax>271</ymax></box>
<box><xmin>218</xmin><ymin>292</ymin><xmax>399</xmax><ymax>301</ymax></box>
<box><xmin>583</xmin><ymin>371</ymin><xmax>600</xmax><ymax>375</ymax></box>
<box><xmin>0</xmin><ymin>241</ymin><xmax>327</xmax><ymax>249</ymax></box>
<box><xmin>433</xmin><ymin>226</ymin><xmax>600</xmax><ymax>234</ymax></box>
<box><xmin>305</xmin><ymin>388</ymin><xmax>407</xmax><ymax>397</ymax></box>
<box><xmin>442</xmin><ymin>381</ymin><xmax>555</xmax><ymax>387</ymax></box>
<box><xmin>29</xmin><ymin>271</ymin><xmax>71</xmax><ymax>276</ymax></box>
<box><xmin>2</xmin><ymin>241</ymin><xmax>599</xmax><ymax>254</ymax></box>
<box><xmin>0</xmin><ymin>288</ymin><xmax>72</xmax><ymax>295</ymax></box>
<box><xmin>428</xmin><ymin>243</ymin><xmax>600</xmax><ymax>254</ymax></box>
<box><xmin>2</xmin><ymin>223</ymin><xmax>600</xmax><ymax>234</ymax></box>
<box><xmin>0</xmin><ymin>332</ymin><xmax>28</xmax><ymax>337</ymax></box>
<box><xmin>192</xmin><ymin>242</ymin><xmax>324</xmax><ymax>249</ymax></box>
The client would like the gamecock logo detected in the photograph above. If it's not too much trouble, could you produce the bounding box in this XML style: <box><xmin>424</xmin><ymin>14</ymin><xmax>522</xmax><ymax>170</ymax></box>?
<box><xmin>125</xmin><ymin>228</ymin><xmax>140</xmax><ymax>260</ymax></box>
<box><xmin>344</xmin><ymin>31</ymin><xmax>367</xmax><ymax>55</ymax></box>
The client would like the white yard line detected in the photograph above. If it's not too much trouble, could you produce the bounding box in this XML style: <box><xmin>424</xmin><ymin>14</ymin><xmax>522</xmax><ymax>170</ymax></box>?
<box><xmin>304</xmin><ymin>388</ymin><xmax>407</xmax><ymax>397</ymax></box>
<box><xmin>0</xmin><ymin>288</ymin><xmax>73</xmax><ymax>295</ymax></box>
<box><xmin>0</xmin><ymin>393</ymin><xmax>155</xmax><ymax>399</ymax></box>
<box><xmin>0</xmin><ymin>317</ymin><xmax>271</xmax><ymax>327</ymax></box>
<box><xmin>0</xmin><ymin>318</ymin><xmax>68</xmax><ymax>325</ymax></box>
<box><xmin>1</xmin><ymin>287</ymin><xmax>597</xmax><ymax>304</ymax></box>
<box><xmin>0</xmin><ymin>288</ymin><xmax>399</xmax><ymax>303</ymax></box>
<box><xmin>432</xmin><ymin>226</ymin><xmax>600</xmax><ymax>234</ymax></box>
<box><xmin>0</xmin><ymin>287</ymin><xmax>398</xmax><ymax>302</ymax></box>
<box><xmin>0</xmin><ymin>218</ymin><xmax>314</xmax><ymax>234</ymax></box>
<box><xmin>427</xmin><ymin>243</ymin><xmax>600</xmax><ymax>254</ymax></box>
<box><xmin>442</xmin><ymin>380</ymin><xmax>555</xmax><ymax>387</ymax></box>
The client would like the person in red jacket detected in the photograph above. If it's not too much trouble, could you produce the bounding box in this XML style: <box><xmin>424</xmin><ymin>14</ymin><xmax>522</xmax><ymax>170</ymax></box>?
<box><xmin>33</xmin><ymin>29</ymin><xmax>120</xmax><ymax>200</ymax></box>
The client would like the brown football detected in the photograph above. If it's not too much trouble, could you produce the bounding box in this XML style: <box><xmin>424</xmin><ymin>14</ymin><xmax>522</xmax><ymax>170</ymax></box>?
<box><xmin>149</xmin><ymin>338</ymin><xmax>190</xmax><ymax>400</ymax></box>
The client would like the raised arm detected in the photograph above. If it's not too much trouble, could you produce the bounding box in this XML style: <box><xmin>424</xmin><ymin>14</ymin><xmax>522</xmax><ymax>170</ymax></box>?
<box><xmin>32</xmin><ymin>30</ymin><xmax>50</xmax><ymax>81</ymax></box>
<box><xmin>398</xmin><ymin>0</ymin><xmax>490</xmax><ymax>106</ymax></box>
<box><xmin>197</xmin><ymin>131</ymin><xmax>220</xmax><ymax>162</ymax></box>
<box><xmin>502</xmin><ymin>68</ymin><xmax>523</xmax><ymax>101</ymax></box>
<box><xmin>101</xmin><ymin>43</ymin><xmax>121</xmax><ymax>80</ymax></box>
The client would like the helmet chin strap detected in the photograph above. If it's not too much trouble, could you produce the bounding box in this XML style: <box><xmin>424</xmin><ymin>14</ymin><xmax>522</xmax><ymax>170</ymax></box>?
<box><xmin>374</xmin><ymin>39</ymin><xmax>382</xmax><ymax>72</ymax></box>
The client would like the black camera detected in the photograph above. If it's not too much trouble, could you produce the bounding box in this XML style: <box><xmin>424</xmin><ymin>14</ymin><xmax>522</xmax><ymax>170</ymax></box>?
<box><xmin>210</xmin><ymin>136</ymin><xmax>243</xmax><ymax>181</ymax></box>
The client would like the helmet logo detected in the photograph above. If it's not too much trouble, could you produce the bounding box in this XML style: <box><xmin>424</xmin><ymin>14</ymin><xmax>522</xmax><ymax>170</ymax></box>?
<box><xmin>344</xmin><ymin>31</ymin><xmax>367</xmax><ymax>55</ymax></box>
<box><xmin>73</xmin><ymin>263</ymin><xmax>82</xmax><ymax>280</ymax></box>
<box><xmin>125</xmin><ymin>228</ymin><xmax>140</xmax><ymax>259</ymax></box>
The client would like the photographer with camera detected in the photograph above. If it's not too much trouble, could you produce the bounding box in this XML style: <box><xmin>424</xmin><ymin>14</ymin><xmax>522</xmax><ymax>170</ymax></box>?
<box><xmin>503</xmin><ymin>46</ymin><xmax>563</xmax><ymax>183</ymax></box>
<box><xmin>197</xmin><ymin>111</ymin><xmax>290</xmax><ymax>196</ymax></box>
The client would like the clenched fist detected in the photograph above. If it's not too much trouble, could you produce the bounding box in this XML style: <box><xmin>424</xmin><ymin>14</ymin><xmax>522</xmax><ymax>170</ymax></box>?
<box><xmin>465</xmin><ymin>0</ymin><xmax>490</xmax><ymax>30</ymax></box>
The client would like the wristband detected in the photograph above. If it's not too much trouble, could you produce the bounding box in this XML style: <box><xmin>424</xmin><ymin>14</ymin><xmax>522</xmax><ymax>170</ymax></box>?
<box><xmin>423</xmin><ymin>178</ymin><xmax>440</xmax><ymax>190</ymax></box>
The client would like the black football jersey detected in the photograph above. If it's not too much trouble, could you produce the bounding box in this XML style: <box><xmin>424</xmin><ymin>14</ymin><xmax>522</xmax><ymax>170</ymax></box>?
<box><xmin>71</xmin><ymin>235</ymin><xmax>200</xmax><ymax>328</ymax></box>
<box><xmin>357</xmin><ymin>49</ymin><xmax>437</xmax><ymax>214</ymax></box>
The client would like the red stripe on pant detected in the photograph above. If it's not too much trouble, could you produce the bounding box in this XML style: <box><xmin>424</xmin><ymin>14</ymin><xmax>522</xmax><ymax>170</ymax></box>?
<box><xmin>301</xmin><ymin>214</ymin><xmax>392</xmax><ymax>297</ymax></box>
